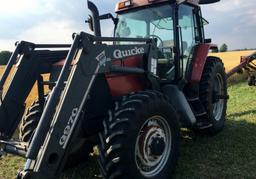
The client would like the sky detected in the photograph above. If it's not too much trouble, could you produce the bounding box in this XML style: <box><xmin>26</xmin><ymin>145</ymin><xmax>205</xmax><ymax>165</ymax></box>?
<box><xmin>0</xmin><ymin>0</ymin><xmax>255</xmax><ymax>51</ymax></box>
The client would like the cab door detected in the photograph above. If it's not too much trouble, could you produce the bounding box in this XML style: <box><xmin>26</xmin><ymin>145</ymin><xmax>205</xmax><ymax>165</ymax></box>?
<box><xmin>178</xmin><ymin>4</ymin><xmax>202</xmax><ymax>79</ymax></box>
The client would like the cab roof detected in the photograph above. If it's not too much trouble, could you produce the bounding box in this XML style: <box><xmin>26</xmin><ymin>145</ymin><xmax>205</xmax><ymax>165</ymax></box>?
<box><xmin>115</xmin><ymin>0</ymin><xmax>220</xmax><ymax>13</ymax></box>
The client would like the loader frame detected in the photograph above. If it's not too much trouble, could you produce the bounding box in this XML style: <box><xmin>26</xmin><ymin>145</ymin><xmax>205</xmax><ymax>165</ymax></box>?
<box><xmin>227</xmin><ymin>51</ymin><xmax>256</xmax><ymax>84</ymax></box>
<box><xmin>0</xmin><ymin>32</ymin><xmax>157</xmax><ymax>179</ymax></box>
<box><xmin>0</xmin><ymin>42</ymin><xmax>69</xmax><ymax>138</ymax></box>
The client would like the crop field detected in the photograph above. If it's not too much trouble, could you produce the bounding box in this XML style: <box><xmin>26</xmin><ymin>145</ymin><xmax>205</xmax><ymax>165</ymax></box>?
<box><xmin>209</xmin><ymin>50</ymin><xmax>255</xmax><ymax>71</ymax></box>
<box><xmin>0</xmin><ymin>50</ymin><xmax>255</xmax><ymax>178</ymax></box>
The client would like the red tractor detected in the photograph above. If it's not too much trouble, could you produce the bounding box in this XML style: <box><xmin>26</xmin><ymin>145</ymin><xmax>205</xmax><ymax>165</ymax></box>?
<box><xmin>0</xmin><ymin>0</ymin><xmax>228</xmax><ymax>178</ymax></box>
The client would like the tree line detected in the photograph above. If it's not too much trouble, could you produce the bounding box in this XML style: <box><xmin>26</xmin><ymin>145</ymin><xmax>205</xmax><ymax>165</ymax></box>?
<box><xmin>211</xmin><ymin>43</ymin><xmax>228</xmax><ymax>53</ymax></box>
<box><xmin>0</xmin><ymin>51</ymin><xmax>12</xmax><ymax>65</ymax></box>
<box><xmin>212</xmin><ymin>43</ymin><xmax>256</xmax><ymax>53</ymax></box>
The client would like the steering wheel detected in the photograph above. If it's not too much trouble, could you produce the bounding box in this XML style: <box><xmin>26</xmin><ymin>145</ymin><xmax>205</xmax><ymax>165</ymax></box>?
<box><xmin>148</xmin><ymin>35</ymin><xmax>164</xmax><ymax>48</ymax></box>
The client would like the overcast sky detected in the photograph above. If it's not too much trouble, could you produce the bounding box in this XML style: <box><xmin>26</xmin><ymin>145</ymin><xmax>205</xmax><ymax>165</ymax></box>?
<box><xmin>0</xmin><ymin>0</ymin><xmax>255</xmax><ymax>51</ymax></box>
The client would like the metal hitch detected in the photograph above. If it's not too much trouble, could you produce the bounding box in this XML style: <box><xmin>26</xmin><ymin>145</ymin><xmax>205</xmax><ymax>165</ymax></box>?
<box><xmin>248</xmin><ymin>75</ymin><xmax>256</xmax><ymax>86</ymax></box>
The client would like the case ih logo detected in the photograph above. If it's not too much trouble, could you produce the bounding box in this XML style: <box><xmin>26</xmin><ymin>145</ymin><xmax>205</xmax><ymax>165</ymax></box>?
<box><xmin>96</xmin><ymin>51</ymin><xmax>110</xmax><ymax>66</ymax></box>
<box><xmin>113</xmin><ymin>47</ymin><xmax>145</xmax><ymax>59</ymax></box>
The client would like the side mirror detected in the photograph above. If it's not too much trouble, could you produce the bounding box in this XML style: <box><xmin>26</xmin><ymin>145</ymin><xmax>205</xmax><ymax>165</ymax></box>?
<box><xmin>86</xmin><ymin>15</ymin><xmax>94</xmax><ymax>32</ymax></box>
<box><xmin>205</xmin><ymin>38</ymin><xmax>212</xmax><ymax>43</ymax></box>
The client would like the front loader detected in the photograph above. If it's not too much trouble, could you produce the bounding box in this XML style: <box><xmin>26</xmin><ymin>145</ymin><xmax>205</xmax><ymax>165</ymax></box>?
<box><xmin>0</xmin><ymin>0</ymin><xmax>227</xmax><ymax>179</ymax></box>
<box><xmin>227</xmin><ymin>51</ymin><xmax>256</xmax><ymax>85</ymax></box>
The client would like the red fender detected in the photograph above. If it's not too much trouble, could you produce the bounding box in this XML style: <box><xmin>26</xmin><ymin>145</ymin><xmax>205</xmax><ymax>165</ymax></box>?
<box><xmin>189</xmin><ymin>43</ymin><xmax>218</xmax><ymax>83</ymax></box>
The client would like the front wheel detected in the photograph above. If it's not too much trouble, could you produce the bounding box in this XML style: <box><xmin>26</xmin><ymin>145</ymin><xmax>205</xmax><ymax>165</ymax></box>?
<box><xmin>19</xmin><ymin>97</ymin><xmax>93</xmax><ymax>169</ymax></box>
<box><xmin>98</xmin><ymin>91</ymin><xmax>180</xmax><ymax>179</ymax></box>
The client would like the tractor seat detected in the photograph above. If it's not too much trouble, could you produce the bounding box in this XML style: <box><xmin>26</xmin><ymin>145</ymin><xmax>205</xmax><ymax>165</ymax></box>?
<box><xmin>156</xmin><ymin>40</ymin><xmax>187</xmax><ymax>80</ymax></box>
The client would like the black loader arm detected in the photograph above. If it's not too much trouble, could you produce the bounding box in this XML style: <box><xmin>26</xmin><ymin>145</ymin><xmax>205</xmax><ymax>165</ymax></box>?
<box><xmin>0</xmin><ymin>42</ymin><xmax>68</xmax><ymax>139</ymax></box>
<box><xmin>2</xmin><ymin>32</ymin><xmax>157</xmax><ymax>179</ymax></box>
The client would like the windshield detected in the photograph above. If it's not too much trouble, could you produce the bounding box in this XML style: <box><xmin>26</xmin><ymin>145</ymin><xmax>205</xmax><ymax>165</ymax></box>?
<box><xmin>115</xmin><ymin>4</ymin><xmax>174</xmax><ymax>47</ymax></box>
<box><xmin>115</xmin><ymin>4</ymin><xmax>175</xmax><ymax>80</ymax></box>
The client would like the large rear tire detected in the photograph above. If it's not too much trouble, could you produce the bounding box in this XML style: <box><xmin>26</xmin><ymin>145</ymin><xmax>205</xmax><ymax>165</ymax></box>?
<box><xmin>19</xmin><ymin>99</ymin><xmax>42</xmax><ymax>142</ymax></box>
<box><xmin>197</xmin><ymin>57</ymin><xmax>227</xmax><ymax>135</ymax></box>
<box><xmin>98</xmin><ymin>91</ymin><xmax>180</xmax><ymax>179</ymax></box>
<box><xmin>19</xmin><ymin>98</ymin><xmax>93</xmax><ymax>168</ymax></box>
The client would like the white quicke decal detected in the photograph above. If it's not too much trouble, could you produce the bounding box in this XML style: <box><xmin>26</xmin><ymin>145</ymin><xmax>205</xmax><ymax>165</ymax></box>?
<box><xmin>59</xmin><ymin>108</ymin><xmax>79</xmax><ymax>147</ymax></box>
<box><xmin>113</xmin><ymin>47</ymin><xmax>145</xmax><ymax>59</ymax></box>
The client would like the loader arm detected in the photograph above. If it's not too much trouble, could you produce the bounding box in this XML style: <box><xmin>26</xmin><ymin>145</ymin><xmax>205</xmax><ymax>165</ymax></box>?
<box><xmin>227</xmin><ymin>51</ymin><xmax>256</xmax><ymax>83</ymax></box>
<box><xmin>0</xmin><ymin>42</ymin><xmax>69</xmax><ymax>139</ymax></box>
<box><xmin>0</xmin><ymin>32</ymin><xmax>157</xmax><ymax>179</ymax></box>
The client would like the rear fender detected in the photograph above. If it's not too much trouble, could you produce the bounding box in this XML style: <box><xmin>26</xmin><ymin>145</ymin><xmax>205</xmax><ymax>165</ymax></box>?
<box><xmin>189</xmin><ymin>43</ymin><xmax>217</xmax><ymax>83</ymax></box>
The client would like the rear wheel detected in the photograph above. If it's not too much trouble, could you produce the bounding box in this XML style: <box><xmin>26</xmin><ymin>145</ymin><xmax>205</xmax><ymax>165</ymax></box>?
<box><xmin>19</xmin><ymin>99</ymin><xmax>42</xmax><ymax>142</ymax></box>
<box><xmin>197</xmin><ymin>57</ymin><xmax>227</xmax><ymax>135</ymax></box>
<box><xmin>98</xmin><ymin>91</ymin><xmax>180</xmax><ymax>179</ymax></box>
<box><xmin>19</xmin><ymin>97</ymin><xmax>93</xmax><ymax>168</ymax></box>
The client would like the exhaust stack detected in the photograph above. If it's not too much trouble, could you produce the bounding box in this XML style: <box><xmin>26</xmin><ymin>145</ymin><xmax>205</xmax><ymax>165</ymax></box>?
<box><xmin>87</xmin><ymin>1</ymin><xmax>101</xmax><ymax>37</ymax></box>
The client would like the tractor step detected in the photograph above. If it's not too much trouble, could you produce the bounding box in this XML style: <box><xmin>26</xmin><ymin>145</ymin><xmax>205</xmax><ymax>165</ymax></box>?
<box><xmin>195</xmin><ymin>111</ymin><xmax>207</xmax><ymax>117</ymax></box>
<box><xmin>196</xmin><ymin>122</ymin><xmax>213</xmax><ymax>129</ymax></box>
<box><xmin>0</xmin><ymin>140</ymin><xmax>27</xmax><ymax>157</ymax></box>
<box><xmin>0</xmin><ymin>148</ymin><xmax>3</xmax><ymax>157</ymax></box>
<box><xmin>217</xmin><ymin>94</ymin><xmax>229</xmax><ymax>100</ymax></box>
<box><xmin>187</xmin><ymin>97</ymin><xmax>200</xmax><ymax>102</ymax></box>
<box><xmin>187</xmin><ymin>97</ymin><xmax>208</xmax><ymax>119</ymax></box>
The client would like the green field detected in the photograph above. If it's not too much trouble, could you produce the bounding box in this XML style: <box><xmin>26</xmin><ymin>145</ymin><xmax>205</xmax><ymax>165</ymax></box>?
<box><xmin>0</xmin><ymin>82</ymin><xmax>255</xmax><ymax>178</ymax></box>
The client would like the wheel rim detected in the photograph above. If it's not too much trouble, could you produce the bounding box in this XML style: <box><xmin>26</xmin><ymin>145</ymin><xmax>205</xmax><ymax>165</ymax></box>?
<box><xmin>135</xmin><ymin>115</ymin><xmax>172</xmax><ymax>177</ymax></box>
<box><xmin>212</xmin><ymin>73</ymin><xmax>224</xmax><ymax>121</ymax></box>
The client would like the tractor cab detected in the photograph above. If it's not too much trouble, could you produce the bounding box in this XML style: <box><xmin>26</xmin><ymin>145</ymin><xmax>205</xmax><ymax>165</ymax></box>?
<box><xmin>113</xmin><ymin>0</ymin><xmax>218</xmax><ymax>82</ymax></box>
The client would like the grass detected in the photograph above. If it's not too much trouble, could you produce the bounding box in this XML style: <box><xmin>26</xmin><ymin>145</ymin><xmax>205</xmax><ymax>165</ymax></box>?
<box><xmin>1</xmin><ymin>82</ymin><xmax>255</xmax><ymax>179</ymax></box>
<box><xmin>0</xmin><ymin>50</ymin><xmax>255</xmax><ymax>178</ymax></box>
<box><xmin>175</xmin><ymin>83</ymin><xmax>256</xmax><ymax>178</ymax></box>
